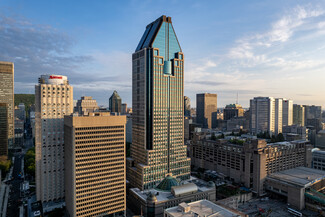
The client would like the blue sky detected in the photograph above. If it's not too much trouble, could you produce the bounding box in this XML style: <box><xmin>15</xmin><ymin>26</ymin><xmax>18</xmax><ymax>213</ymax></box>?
<box><xmin>1</xmin><ymin>0</ymin><xmax>325</xmax><ymax>108</ymax></box>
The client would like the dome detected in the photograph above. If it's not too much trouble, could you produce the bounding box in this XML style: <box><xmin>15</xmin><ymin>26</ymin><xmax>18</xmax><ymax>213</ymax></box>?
<box><xmin>208</xmin><ymin>181</ymin><xmax>215</xmax><ymax>188</ymax></box>
<box><xmin>147</xmin><ymin>191</ymin><xmax>157</xmax><ymax>202</ymax></box>
<box><xmin>155</xmin><ymin>174</ymin><xmax>179</xmax><ymax>192</ymax></box>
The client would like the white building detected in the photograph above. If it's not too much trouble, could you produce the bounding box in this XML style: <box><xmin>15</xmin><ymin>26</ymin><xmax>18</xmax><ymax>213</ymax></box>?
<box><xmin>35</xmin><ymin>74</ymin><xmax>73</xmax><ymax>203</ymax></box>
<box><xmin>275</xmin><ymin>98</ymin><xmax>283</xmax><ymax>134</ymax></box>
<box><xmin>283</xmin><ymin>99</ymin><xmax>293</xmax><ymax>126</ymax></box>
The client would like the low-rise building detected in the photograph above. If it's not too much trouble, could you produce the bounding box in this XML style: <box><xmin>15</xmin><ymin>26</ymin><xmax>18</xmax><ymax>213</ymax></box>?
<box><xmin>128</xmin><ymin>177</ymin><xmax>216</xmax><ymax>217</ymax></box>
<box><xmin>190</xmin><ymin>134</ymin><xmax>312</xmax><ymax>196</ymax></box>
<box><xmin>265</xmin><ymin>167</ymin><xmax>325</xmax><ymax>210</ymax></box>
<box><xmin>312</xmin><ymin>148</ymin><xmax>325</xmax><ymax>171</ymax></box>
<box><xmin>164</xmin><ymin>199</ymin><xmax>246</xmax><ymax>217</ymax></box>
<box><xmin>282</xmin><ymin>125</ymin><xmax>308</xmax><ymax>141</ymax></box>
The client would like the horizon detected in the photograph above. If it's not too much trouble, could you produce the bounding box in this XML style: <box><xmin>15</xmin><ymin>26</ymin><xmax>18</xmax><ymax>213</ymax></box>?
<box><xmin>1</xmin><ymin>0</ymin><xmax>325</xmax><ymax>108</ymax></box>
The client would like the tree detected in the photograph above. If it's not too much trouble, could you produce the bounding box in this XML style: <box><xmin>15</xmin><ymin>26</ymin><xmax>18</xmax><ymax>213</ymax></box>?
<box><xmin>276</xmin><ymin>133</ymin><xmax>285</xmax><ymax>142</ymax></box>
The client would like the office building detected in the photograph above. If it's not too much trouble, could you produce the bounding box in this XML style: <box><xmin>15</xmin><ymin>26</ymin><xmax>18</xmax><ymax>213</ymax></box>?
<box><xmin>293</xmin><ymin>104</ymin><xmax>305</xmax><ymax>126</ymax></box>
<box><xmin>65</xmin><ymin>112</ymin><xmax>126</xmax><ymax>217</ymax></box>
<box><xmin>196</xmin><ymin>93</ymin><xmax>217</xmax><ymax>128</ymax></box>
<box><xmin>0</xmin><ymin>61</ymin><xmax>14</xmax><ymax>150</ymax></box>
<box><xmin>282</xmin><ymin>99</ymin><xmax>293</xmax><ymax>126</ymax></box>
<box><xmin>128</xmin><ymin>178</ymin><xmax>216</xmax><ymax>217</ymax></box>
<box><xmin>74</xmin><ymin>96</ymin><xmax>99</xmax><ymax>115</ymax></box>
<box><xmin>35</xmin><ymin>74</ymin><xmax>73</xmax><ymax>202</ymax></box>
<box><xmin>190</xmin><ymin>134</ymin><xmax>312</xmax><ymax>196</ymax></box>
<box><xmin>223</xmin><ymin>104</ymin><xmax>244</xmax><ymax>121</ymax></box>
<box><xmin>127</xmin><ymin>15</ymin><xmax>191</xmax><ymax>190</ymax></box>
<box><xmin>304</xmin><ymin>105</ymin><xmax>322</xmax><ymax>132</ymax></box>
<box><xmin>184</xmin><ymin>96</ymin><xmax>191</xmax><ymax>117</ymax></box>
<box><xmin>109</xmin><ymin>90</ymin><xmax>122</xmax><ymax>113</ymax></box>
<box><xmin>164</xmin><ymin>199</ymin><xmax>246</xmax><ymax>217</ymax></box>
<box><xmin>250</xmin><ymin>97</ymin><xmax>275</xmax><ymax>135</ymax></box>
<box><xmin>282</xmin><ymin>125</ymin><xmax>308</xmax><ymax>141</ymax></box>
<box><xmin>316</xmin><ymin>130</ymin><xmax>325</xmax><ymax>149</ymax></box>
<box><xmin>0</xmin><ymin>103</ymin><xmax>8</xmax><ymax>156</ymax></box>
<box><xmin>121</xmin><ymin>103</ymin><xmax>127</xmax><ymax>115</ymax></box>
<box><xmin>274</xmin><ymin>98</ymin><xmax>283</xmax><ymax>134</ymax></box>
<box><xmin>14</xmin><ymin>118</ymin><xmax>24</xmax><ymax>147</ymax></box>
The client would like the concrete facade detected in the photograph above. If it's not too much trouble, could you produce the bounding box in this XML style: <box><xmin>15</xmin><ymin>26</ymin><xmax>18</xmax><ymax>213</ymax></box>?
<box><xmin>64</xmin><ymin>113</ymin><xmax>126</xmax><ymax>217</ymax></box>
<box><xmin>293</xmin><ymin>104</ymin><xmax>305</xmax><ymax>126</ymax></box>
<box><xmin>74</xmin><ymin>96</ymin><xmax>99</xmax><ymax>115</ymax></box>
<box><xmin>35</xmin><ymin>74</ymin><xmax>73</xmax><ymax>202</ymax></box>
<box><xmin>190</xmin><ymin>135</ymin><xmax>312</xmax><ymax>196</ymax></box>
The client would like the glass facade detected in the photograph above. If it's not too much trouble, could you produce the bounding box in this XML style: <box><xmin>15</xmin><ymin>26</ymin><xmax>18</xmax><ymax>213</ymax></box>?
<box><xmin>128</xmin><ymin>16</ymin><xmax>190</xmax><ymax>190</ymax></box>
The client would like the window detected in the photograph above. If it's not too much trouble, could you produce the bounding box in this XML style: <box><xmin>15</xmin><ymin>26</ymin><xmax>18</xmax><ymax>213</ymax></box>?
<box><xmin>154</xmin><ymin>50</ymin><xmax>159</xmax><ymax>56</ymax></box>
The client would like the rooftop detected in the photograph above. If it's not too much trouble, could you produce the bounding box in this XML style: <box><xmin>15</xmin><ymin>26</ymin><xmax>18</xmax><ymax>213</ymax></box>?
<box><xmin>164</xmin><ymin>199</ymin><xmax>245</xmax><ymax>217</ymax></box>
<box><xmin>266</xmin><ymin>167</ymin><xmax>325</xmax><ymax>188</ymax></box>
<box><xmin>130</xmin><ymin>177</ymin><xmax>214</xmax><ymax>202</ymax></box>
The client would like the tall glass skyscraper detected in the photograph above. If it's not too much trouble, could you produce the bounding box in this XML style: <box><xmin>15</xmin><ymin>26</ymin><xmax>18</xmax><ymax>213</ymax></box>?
<box><xmin>127</xmin><ymin>15</ymin><xmax>190</xmax><ymax>190</ymax></box>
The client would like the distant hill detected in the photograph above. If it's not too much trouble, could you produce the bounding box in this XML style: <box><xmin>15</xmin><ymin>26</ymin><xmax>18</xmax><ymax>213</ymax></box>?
<box><xmin>14</xmin><ymin>94</ymin><xmax>35</xmax><ymax>113</ymax></box>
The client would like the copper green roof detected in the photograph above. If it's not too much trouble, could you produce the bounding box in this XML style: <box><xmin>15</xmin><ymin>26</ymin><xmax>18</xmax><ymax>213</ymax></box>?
<box><xmin>155</xmin><ymin>174</ymin><xmax>179</xmax><ymax>192</ymax></box>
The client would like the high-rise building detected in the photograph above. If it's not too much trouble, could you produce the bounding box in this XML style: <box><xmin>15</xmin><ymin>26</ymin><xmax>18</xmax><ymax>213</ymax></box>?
<box><xmin>65</xmin><ymin>112</ymin><xmax>126</xmax><ymax>217</ymax></box>
<box><xmin>109</xmin><ymin>90</ymin><xmax>122</xmax><ymax>113</ymax></box>
<box><xmin>121</xmin><ymin>103</ymin><xmax>127</xmax><ymax>114</ymax></box>
<box><xmin>223</xmin><ymin>104</ymin><xmax>244</xmax><ymax>121</ymax></box>
<box><xmin>293</xmin><ymin>104</ymin><xmax>305</xmax><ymax>126</ymax></box>
<box><xmin>275</xmin><ymin>98</ymin><xmax>283</xmax><ymax>134</ymax></box>
<box><xmin>127</xmin><ymin>15</ymin><xmax>191</xmax><ymax>190</ymax></box>
<box><xmin>282</xmin><ymin>99</ymin><xmax>293</xmax><ymax>126</ymax></box>
<box><xmin>74</xmin><ymin>96</ymin><xmax>99</xmax><ymax>115</ymax></box>
<box><xmin>196</xmin><ymin>93</ymin><xmax>217</xmax><ymax>128</ymax></box>
<box><xmin>0</xmin><ymin>61</ymin><xmax>14</xmax><ymax>150</ymax></box>
<box><xmin>184</xmin><ymin>96</ymin><xmax>191</xmax><ymax>117</ymax></box>
<box><xmin>0</xmin><ymin>103</ymin><xmax>8</xmax><ymax>156</ymax></box>
<box><xmin>15</xmin><ymin>103</ymin><xmax>26</xmax><ymax>122</ymax></box>
<box><xmin>35</xmin><ymin>75</ymin><xmax>73</xmax><ymax>202</ymax></box>
<box><xmin>250</xmin><ymin>97</ymin><xmax>284</xmax><ymax>135</ymax></box>
<box><xmin>304</xmin><ymin>105</ymin><xmax>322</xmax><ymax>132</ymax></box>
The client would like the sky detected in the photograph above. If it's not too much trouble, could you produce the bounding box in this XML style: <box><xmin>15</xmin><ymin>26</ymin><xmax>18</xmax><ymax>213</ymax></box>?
<box><xmin>1</xmin><ymin>0</ymin><xmax>325</xmax><ymax>108</ymax></box>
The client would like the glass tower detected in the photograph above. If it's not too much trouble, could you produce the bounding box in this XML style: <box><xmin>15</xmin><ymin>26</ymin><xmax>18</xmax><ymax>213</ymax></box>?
<box><xmin>127</xmin><ymin>15</ymin><xmax>191</xmax><ymax>190</ymax></box>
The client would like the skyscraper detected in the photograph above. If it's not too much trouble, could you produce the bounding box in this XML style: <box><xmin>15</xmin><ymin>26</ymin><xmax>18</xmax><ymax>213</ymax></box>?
<box><xmin>282</xmin><ymin>99</ymin><xmax>293</xmax><ymax>126</ymax></box>
<box><xmin>196</xmin><ymin>93</ymin><xmax>217</xmax><ymax>128</ymax></box>
<box><xmin>293</xmin><ymin>104</ymin><xmax>305</xmax><ymax>126</ymax></box>
<box><xmin>250</xmin><ymin>97</ymin><xmax>281</xmax><ymax>135</ymax></box>
<box><xmin>127</xmin><ymin>15</ymin><xmax>191</xmax><ymax>190</ymax></box>
<box><xmin>0</xmin><ymin>61</ymin><xmax>14</xmax><ymax>151</ymax></box>
<box><xmin>65</xmin><ymin>112</ymin><xmax>126</xmax><ymax>217</ymax></box>
<box><xmin>35</xmin><ymin>75</ymin><xmax>73</xmax><ymax>202</ymax></box>
<box><xmin>304</xmin><ymin>105</ymin><xmax>322</xmax><ymax>132</ymax></box>
<box><xmin>184</xmin><ymin>96</ymin><xmax>191</xmax><ymax>117</ymax></box>
<box><xmin>109</xmin><ymin>90</ymin><xmax>122</xmax><ymax>113</ymax></box>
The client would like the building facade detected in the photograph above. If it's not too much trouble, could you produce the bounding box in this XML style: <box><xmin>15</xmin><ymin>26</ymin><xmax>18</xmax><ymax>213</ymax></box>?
<box><xmin>196</xmin><ymin>93</ymin><xmax>217</xmax><ymax>129</ymax></box>
<box><xmin>0</xmin><ymin>103</ymin><xmax>8</xmax><ymax>156</ymax></box>
<box><xmin>127</xmin><ymin>15</ymin><xmax>191</xmax><ymax>190</ymax></box>
<box><xmin>190</xmin><ymin>134</ymin><xmax>312</xmax><ymax>195</ymax></box>
<box><xmin>109</xmin><ymin>90</ymin><xmax>122</xmax><ymax>113</ymax></box>
<box><xmin>304</xmin><ymin>105</ymin><xmax>322</xmax><ymax>132</ymax></box>
<box><xmin>184</xmin><ymin>96</ymin><xmax>191</xmax><ymax>117</ymax></box>
<box><xmin>64</xmin><ymin>112</ymin><xmax>126</xmax><ymax>217</ymax></box>
<box><xmin>35</xmin><ymin>75</ymin><xmax>73</xmax><ymax>202</ymax></box>
<box><xmin>282</xmin><ymin>99</ymin><xmax>293</xmax><ymax>126</ymax></box>
<box><xmin>0</xmin><ymin>61</ymin><xmax>14</xmax><ymax>151</ymax></box>
<box><xmin>274</xmin><ymin>98</ymin><xmax>283</xmax><ymax>134</ymax></box>
<box><xmin>223</xmin><ymin>104</ymin><xmax>244</xmax><ymax>121</ymax></box>
<box><xmin>250</xmin><ymin>97</ymin><xmax>275</xmax><ymax>135</ymax></box>
<box><xmin>293</xmin><ymin>104</ymin><xmax>305</xmax><ymax>126</ymax></box>
<box><xmin>74</xmin><ymin>96</ymin><xmax>99</xmax><ymax>115</ymax></box>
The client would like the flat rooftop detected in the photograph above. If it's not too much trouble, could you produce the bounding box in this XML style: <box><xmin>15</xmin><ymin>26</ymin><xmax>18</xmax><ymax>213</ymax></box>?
<box><xmin>165</xmin><ymin>200</ymin><xmax>244</xmax><ymax>217</ymax></box>
<box><xmin>130</xmin><ymin>177</ymin><xmax>213</xmax><ymax>202</ymax></box>
<box><xmin>267</xmin><ymin>167</ymin><xmax>325</xmax><ymax>188</ymax></box>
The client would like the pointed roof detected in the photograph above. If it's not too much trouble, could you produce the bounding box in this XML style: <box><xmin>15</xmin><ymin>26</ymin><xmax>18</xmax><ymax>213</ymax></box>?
<box><xmin>135</xmin><ymin>15</ymin><xmax>181</xmax><ymax>60</ymax></box>
<box><xmin>110</xmin><ymin>90</ymin><xmax>121</xmax><ymax>100</ymax></box>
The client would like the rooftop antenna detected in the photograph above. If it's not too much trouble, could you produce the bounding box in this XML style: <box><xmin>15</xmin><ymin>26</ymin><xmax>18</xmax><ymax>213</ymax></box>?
<box><xmin>236</xmin><ymin>92</ymin><xmax>239</xmax><ymax>104</ymax></box>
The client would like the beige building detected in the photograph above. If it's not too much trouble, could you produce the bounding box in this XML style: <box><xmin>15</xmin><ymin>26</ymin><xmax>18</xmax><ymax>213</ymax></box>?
<box><xmin>196</xmin><ymin>93</ymin><xmax>217</xmax><ymax>129</ymax></box>
<box><xmin>74</xmin><ymin>96</ymin><xmax>99</xmax><ymax>115</ymax></box>
<box><xmin>64</xmin><ymin>112</ymin><xmax>126</xmax><ymax>217</ymax></box>
<box><xmin>35</xmin><ymin>74</ymin><xmax>73</xmax><ymax>202</ymax></box>
<box><xmin>190</xmin><ymin>134</ymin><xmax>312</xmax><ymax>196</ymax></box>
<box><xmin>0</xmin><ymin>62</ymin><xmax>14</xmax><ymax>152</ymax></box>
